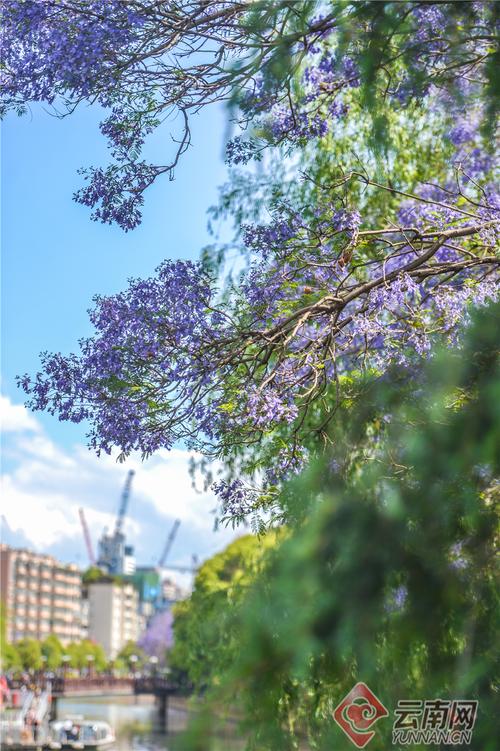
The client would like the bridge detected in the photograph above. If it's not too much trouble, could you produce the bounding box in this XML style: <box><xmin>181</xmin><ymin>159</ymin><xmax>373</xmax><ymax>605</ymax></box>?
<box><xmin>50</xmin><ymin>675</ymin><xmax>179</xmax><ymax>695</ymax></box>
<box><xmin>48</xmin><ymin>676</ymin><xmax>181</xmax><ymax>729</ymax></box>
<box><xmin>51</xmin><ymin>676</ymin><xmax>135</xmax><ymax>697</ymax></box>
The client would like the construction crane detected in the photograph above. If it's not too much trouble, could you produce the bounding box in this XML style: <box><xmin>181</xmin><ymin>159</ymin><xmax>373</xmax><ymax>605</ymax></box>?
<box><xmin>160</xmin><ymin>561</ymin><xmax>198</xmax><ymax>574</ymax></box>
<box><xmin>96</xmin><ymin>470</ymin><xmax>136</xmax><ymax>575</ymax></box>
<box><xmin>157</xmin><ymin>519</ymin><xmax>181</xmax><ymax>568</ymax></box>
<box><xmin>114</xmin><ymin>469</ymin><xmax>135</xmax><ymax>537</ymax></box>
<box><xmin>78</xmin><ymin>508</ymin><xmax>96</xmax><ymax>565</ymax></box>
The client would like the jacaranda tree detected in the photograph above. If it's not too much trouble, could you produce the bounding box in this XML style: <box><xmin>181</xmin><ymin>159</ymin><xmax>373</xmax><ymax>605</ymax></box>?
<box><xmin>5</xmin><ymin>2</ymin><xmax>498</xmax><ymax>521</ymax></box>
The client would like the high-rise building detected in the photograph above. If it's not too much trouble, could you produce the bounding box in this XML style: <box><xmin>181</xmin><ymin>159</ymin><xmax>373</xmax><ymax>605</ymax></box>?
<box><xmin>0</xmin><ymin>544</ymin><xmax>83</xmax><ymax>644</ymax></box>
<box><xmin>86</xmin><ymin>578</ymin><xmax>139</xmax><ymax>658</ymax></box>
<box><xmin>97</xmin><ymin>532</ymin><xmax>136</xmax><ymax>576</ymax></box>
<box><xmin>123</xmin><ymin>545</ymin><xmax>136</xmax><ymax>575</ymax></box>
<box><xmin>132</xmin><ymin>567</ymin><xmax>161</xmax><ymax>626</ymax></box>
<box><xmin>133</xmin><ymin>567</ymin><xmax>161</xmax><ymax>603</ymax></box>
<box><xmin>132</xmin><ymin>567</ymin><xmax>188</xmax><ymax>628</ymax></box>
<box><xmin>161</xmin><ymin>576</ymin><xmax>189</xmax><ymax>606</ymax></box>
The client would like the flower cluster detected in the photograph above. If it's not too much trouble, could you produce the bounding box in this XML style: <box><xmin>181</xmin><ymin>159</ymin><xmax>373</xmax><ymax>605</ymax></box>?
<box><xmin>227</xmin><ymin>50</ymin><xmax>355</xmax><ymax>159</ymax></box>
<box><xmin>1</xmin><ymin>0</ymin><xmax>143</xmax><ymax>108</ymax></box>
<box><xmin>247</xmin><ymin>388</ymin><xmax>298</xmax><ymax>429</ymax></box>
<box><xmin>212</xmin><ymin>479</ymin><xmax>261</xmax><ymax>519</ymax></box>
<box><xmin>242</xmin><ymin>215</ymin><xmax>301</xmax><ymax>257</ymax></box>
<box><xmin>19</xmin><ymin>260</ymin><xmax>226</xmax><ymax>455</ymax></box>
<box><xmin>396</xmin><ymin>105</ymin><xmax>499</xmax><ymax>252</ymax></box>
<box><xmin>75</xmin><ymin>161</ymin><xmax>160</xmax><ymax>231</ymax></box>
<box><xmin>100</xmin><ymin>103</ymin><xmax>160</xmax><ymax>160</ymax></box>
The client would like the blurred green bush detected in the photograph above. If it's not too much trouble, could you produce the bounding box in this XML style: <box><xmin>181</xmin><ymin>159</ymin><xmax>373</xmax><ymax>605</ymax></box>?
<box><xmin>174</xmin><ymin>302</ymin><xmax>499</xmax><ymax>751</ymax></box>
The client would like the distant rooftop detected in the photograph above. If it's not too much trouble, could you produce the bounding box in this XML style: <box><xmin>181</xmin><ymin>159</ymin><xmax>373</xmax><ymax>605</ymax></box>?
<box><xmin>0</xmin><ymin>542</ymin><xmax>81</xmax><ymax>572</ymax></box>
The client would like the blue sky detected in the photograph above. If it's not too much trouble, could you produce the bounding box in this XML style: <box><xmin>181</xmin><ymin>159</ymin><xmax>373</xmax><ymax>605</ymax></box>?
<box><xmin>1</xmin><ymin>101</ymin><xmax>241</xmax><ymax>572</ymax></box>
<box><xmin>2</xmin><ymin>100</ymin><xmax>230</xmax><ymax>432</ymax></box>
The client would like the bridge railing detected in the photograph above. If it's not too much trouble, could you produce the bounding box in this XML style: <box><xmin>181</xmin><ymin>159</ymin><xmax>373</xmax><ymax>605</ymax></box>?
<box><xmin>7</xmin><ymin>676</ymin><xmax>64</xmax><ymax>693</ymax></box>
<box><xmin>133</xmin><ymin>677</ymin><xmax>177</xmax><ymax>695</ymax></box>
<box><xmin>53</xmin><ymin>677</ymin><xmax>133</xmax><ymax>694</ymax></box>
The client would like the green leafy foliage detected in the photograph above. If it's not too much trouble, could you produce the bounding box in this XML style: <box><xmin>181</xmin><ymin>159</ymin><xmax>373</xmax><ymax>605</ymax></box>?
<box><xmin>170</xmin><ymin>534</ymin><xmax>280</xmax><ymax>689</ymax></box>
<box><xmin>115</xmin><ymin>640</ymin><xmax>147</xmax><ymax>673</ymax></box>
<box><xmin>82</xmin><ymin>566</ymin><xmax>107</xmax><ymax>584</ymax></box>
<box><xmin>66</xmin><ymin>639</ymin><xmax>107</xmax><ymax>672</ymax></box>
<box><xmin>41</xmin><ymin>634</ymin><xmax>64</xmax><ymax>671</ymax></box>
<box><xmin>1</xmin><ymin>642</ymin><xmax>22</xmax><ymax>672</ymax></box>
<box><xmin>82</xmin><ymin>566</ymin><xmax>132</xmax><ymax>587</ymax></box>
<box><xmin>15</xmin><ymin>639</ymin><xmax>43</xmax><ymax>672</ymax></box>
<box><xmin>1</xmin><ymin>634</ymin><xmax>110</xmax><ymax>674</ymax></box>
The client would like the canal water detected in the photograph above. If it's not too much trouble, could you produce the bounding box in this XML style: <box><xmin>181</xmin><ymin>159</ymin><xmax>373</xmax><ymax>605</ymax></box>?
<box><xmin>57</xmin><ymin>695</ymin><xmax>245</xmax><ymax>751</ymax></box>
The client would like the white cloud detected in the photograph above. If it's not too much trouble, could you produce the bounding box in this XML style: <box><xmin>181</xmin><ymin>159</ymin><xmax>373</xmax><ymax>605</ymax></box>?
<box><xmin>132</xmin><ymin>448</ymin><xmax>220</xmax><ymax>528</ymax></box>
<box><xmin>1</xmin><ymin>478</ymin><xmax>81</xmax><ymax>548</ymax></box>
<box><xmin>0</xmin><ymin>394</ymin><xmax>40</xmax><ymax>433</ymax></box>
<box><xmin>0</xmin><ymin>395</ymin><xmax>239</xmax><ymax>569</ymax></box>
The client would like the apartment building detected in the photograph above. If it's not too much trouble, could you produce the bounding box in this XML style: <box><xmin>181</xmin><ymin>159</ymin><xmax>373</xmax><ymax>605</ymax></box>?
<box><xmin>161</xmin><ymin>576</ymin><xmax>188</xmax><ymax>606</ymax></box>
<box><xmin>86</xmin><ymin>579</ymin><xmax>139</xmax><ymax>659</ymax></box>
<box><xmin>0</xmin><ymin>544</ymin><xmax>83</xmax><ymax>644</ymax></box>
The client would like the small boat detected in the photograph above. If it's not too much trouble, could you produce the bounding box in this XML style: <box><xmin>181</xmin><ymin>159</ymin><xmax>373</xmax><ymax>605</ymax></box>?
<box><xmin>50</xmin><ymin>717</ymin><xmax>115</xmax><ymax>749</ymax></box>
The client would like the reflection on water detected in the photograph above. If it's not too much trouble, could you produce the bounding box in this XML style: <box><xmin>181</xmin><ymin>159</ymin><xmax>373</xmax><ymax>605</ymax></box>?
<box><xmin>59</xmin><ymin>696</ymin><xmax>165</xmax><ymax>751</ymax></box>
<box><xmin>57</xmin><ymin>696</ymin><xmax>244</xmax><ymax>751</ymax></box>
